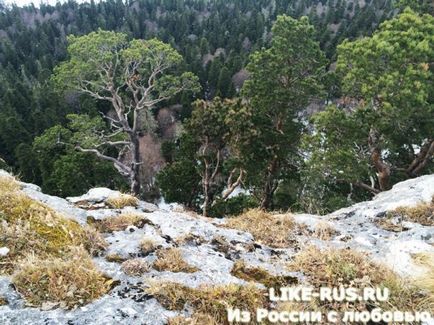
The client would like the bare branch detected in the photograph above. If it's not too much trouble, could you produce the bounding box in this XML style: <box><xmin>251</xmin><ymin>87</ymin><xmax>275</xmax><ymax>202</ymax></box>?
<box><xmin>75</xmin><ymin>145</ymin><xmax>131</xmax><ymax>176</ymax></box>
<box><xmin>221</xmin><ymin>169</ymin><xmax>245</xmax><ymax>201</ymax></box>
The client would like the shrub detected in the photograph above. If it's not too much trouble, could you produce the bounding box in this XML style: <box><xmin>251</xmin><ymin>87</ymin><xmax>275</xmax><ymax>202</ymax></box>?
<box><xmin>208</xmin><ymin>195</ymin><xmax>258</xmax><ymax>218</ymax></box>
<box><xmin>12</xmin><ymin>247</ymin><xmax>113</xmax><ymax>309</ymax></box>
<box><xmin>106</xmin><ymin>194</ymin><xmax>139</xmax><ymax>209</ymax></box>
<box><xmin>153</xmin><ymin>248</ymin><xmax>199</xmax><ymax>273</ymax></box>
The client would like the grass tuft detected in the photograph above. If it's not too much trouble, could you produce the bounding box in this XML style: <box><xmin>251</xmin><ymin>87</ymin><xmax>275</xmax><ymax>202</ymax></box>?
<box><xmin>153</xmin><ymin>248</ymin><xmax>199</xmax><ymax>273</ymax></box>
<box><xmin>288</xmin><ymin>246</ymin><xmax>433</xmax><ymax>314</ymax></box>
<box><xmin>105</xmin><ymin>253</ymin><xmax>127</xmax><ymax>263</ymax></box>
<box><xmin>147</xmin><ymin>281</ymin><xmax>266</xmax><ymax>324</ymax></box>
<box><xmin>12</xmin><ymin>247</ymin><xmax>113</xmax><ymax>309</ymax></box>
<box><xmin>106</xmin><ymin>194</ymin><xmax>139</xmax><ymax>209</ymax></box>
<box><xmin>224</xmin><ymin>209</ymin><xmax>305</xmax><ymax>248</ymax></box>
<box><xmin>140</xmin><ymin>237</ymin><xmax>158</xmax><ymax>255</ymax></box>
<box><xmin>0</xmin><ymin>175</ymin><xmax>106</xmax><ymax>273</ymax></box>
<box><xmin>93</xmin><ymin>213</ymin><xmax>146</xmax><ymax>233</ymax></box>
<box><xmin>168</xmin><ymin>313</ymin><xmax>219</xmax><ymax>325</ymax></box>
<box><xmin>412</xmin><ymin>252</ymin><xmax>434</xmax><ymax>295</ymax></box>
<box><xmin>0</xmin><ymin>174</ymin><xmax>20</xmax><ymax>193</ymax></box>
<box><xmin>121</xmin><ymin>258</ymin><xmax>150</xmax><ymax>276</ymax></box>
<box><xmin>231</xmin><ymin>260</ymin><xmax>297</xmax><ymax>288</ymax></box>
<box><xmin>313</xmin><ymin>221</ymin><xmax>340</xmax><ymax>240</ymax></box>
<box><xmin>384</xmin><ymin>197</ymin><xmax>434</xmax><ymax>227</ymax></box>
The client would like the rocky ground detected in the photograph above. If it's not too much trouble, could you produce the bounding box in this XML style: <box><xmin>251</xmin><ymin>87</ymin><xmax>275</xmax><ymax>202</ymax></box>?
<box><xmin>0</xmin><ymin>172</ymin><xmax>433</xmax><ymax>324</ymax></box>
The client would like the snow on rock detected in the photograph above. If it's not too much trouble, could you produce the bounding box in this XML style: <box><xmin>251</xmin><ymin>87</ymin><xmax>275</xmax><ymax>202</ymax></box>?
<box><xmin>0</xmin><ymin>169</ymin><xmax>433</xmax><ymax>324</ymax></box>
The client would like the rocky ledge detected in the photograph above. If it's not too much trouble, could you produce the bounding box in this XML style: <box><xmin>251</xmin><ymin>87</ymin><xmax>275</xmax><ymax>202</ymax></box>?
<box><xmin>0</xmin><ymin>170</ymin><xmax>433</xmax><ymax>324</ymax></box>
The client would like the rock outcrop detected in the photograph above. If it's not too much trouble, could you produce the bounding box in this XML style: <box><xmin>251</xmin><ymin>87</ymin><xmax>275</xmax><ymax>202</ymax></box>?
<box><xmin>0</xmin><ymin>171</ymin><xmax>433</xmax><ymax>324</ymax></box>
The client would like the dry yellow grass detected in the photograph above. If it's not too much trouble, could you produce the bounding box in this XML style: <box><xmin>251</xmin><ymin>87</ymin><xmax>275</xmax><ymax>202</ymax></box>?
<box><xmin>12</xmin><ymin>247</ymin><xmax>113</xmax><ymax>309</ymax></box>
<box><xmin>412</xmin><ymin>252</ymin><xmax>434</xmax><ymax>295</ymax></box>
<box><xmin>93</xmin><ymin>213</ymin><xmax>145</xmax><ymax>233</ymax></box>
<box><xmin>121</xmin><ymin>258</ymin><xmax>150</xmax><ymax>276</ymax></box>
<box><xmin>168</xmin><ymin>313</ymin><xmax>219</xmax><ymax>325</ymax></box>
<box><xmin>147</xmin><ymin>282</ymin><xmax>266</xmax><ymax>324</ymax></box>
<box><xmin>313</xmin><ymin>221</ymin><xmax>340</xmax><ymax>240</ymax></box>
<box><xmin>81</xmin><ymin>226</ymin><xmax>108</xmax><ymax>255</ymax></box>
<box><xmin>105</xmin><ymin>253</ymin><xmax>127</xmax><ymax>263</ymax></box>
<box><xmin>376</xmin><ymin>199</ymin><xmax>434</xmax><ymax>232</ymax></box>
<box><xmin>231</xmin><ymin>260</ymin><xmax>296</xmax><ymax>288</ymax></box>
<box><xmin>288</xmin><ymin>246</ymin><xmax>433</xmax><ymax>314</ymax></box>
<box><xmin>140</xmin><ymin>237</ymin><xmax>158</xmax><ymax>255</ymax></box>
<box><xmin>387</xmin><ymin>197</ymin><xmax>434</xmax><ymax>227</ymax></box>
<box><xmin>224</xmin><ymin>209</ymin><xmax>304</xmax><ymax>248</ymax></box>
<box><xmin>153</xmin><ymin>248</ymin><xmax>199</xmax><ymax>273</ymax></box>
<box><xmin>0</xmin><ymin>174</ymin><xmax>20</xmax><ymax>192</ymax></box>
<box><xmin>174</xmin><ymin>234</ymin><xmax>206</xmax><ymax>246</ymax></box>
<box><xmin>106</xmin><ymin>194</ymin><xmax>139</xmax><ymax>209</ymax></box>
<box><xmin>0</xmin><ymin>175</ymin><xmax>106</xmax><ymax>273</ymax></box>
<box><xmin>0</xmin><ymin>297</ymin><xmax>6</xmax><ymax>306</ymax></box>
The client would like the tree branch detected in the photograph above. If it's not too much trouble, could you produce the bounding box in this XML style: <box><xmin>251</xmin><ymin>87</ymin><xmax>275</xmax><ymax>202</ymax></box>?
<box><xmin>75</xmin><ymin>145</ymin><xmax>131</xmax><ymax>176</ymax></box>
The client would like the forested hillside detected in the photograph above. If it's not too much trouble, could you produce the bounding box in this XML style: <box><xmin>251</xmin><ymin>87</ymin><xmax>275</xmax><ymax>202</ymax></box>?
<box><xmin>0</xmin><ymin>0</ymin><xmax>432</xmax><ymax>215</ymax></box>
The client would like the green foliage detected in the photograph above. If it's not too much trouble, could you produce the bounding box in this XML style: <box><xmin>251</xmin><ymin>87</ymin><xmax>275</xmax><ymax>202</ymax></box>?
<box><xmin>208</xmin><ymin>195</ymin><xmax>258</xmax><ymax>219</ymax></box>
<box><xmin>302</xmin><ymin>9</ymin><xmax>434</xmax><ymax>212</ymax></box>
<box><xmin>394</xmin><ymin>0</ymin><xmax>433</xmax><ymax>15</ymax></box>
<box><xmin>157</xmin><ymin>133</ymin><xmax>202</xmax><ymax>209</ymax></box>
<box><xmin>242</xmin><ymin>15</ymin><xmax>327</xmax><ymax>209</ymax></box>
<box><xmin>32</xmin><ymin>119</ymin><xmax>126</xmax><ymax>197</ymax></box>
<box><xmin>158</xmin><ymin>97</ymin><xmax>254</xmax><ymax>214</ymax></box>
<box><xmin>53</xmin><ymin>31</ymin><xmax>200</xmax><ymax>101</ymax></box>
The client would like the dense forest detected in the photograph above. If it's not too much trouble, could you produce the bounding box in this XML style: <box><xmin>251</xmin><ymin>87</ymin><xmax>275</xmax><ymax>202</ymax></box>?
<box><xmin>0</xmin><ymin>0</ymin><xmax>432</xmax><ymax>216</ymax></box>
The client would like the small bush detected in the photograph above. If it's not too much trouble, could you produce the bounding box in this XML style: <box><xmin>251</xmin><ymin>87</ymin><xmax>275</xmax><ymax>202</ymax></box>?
<box><xmin>106</xmin><ymin>194</ymin><xmax>139</xmax><ymax>209</ymax></box>
<box><xmin>93</xmin><ymin>213</ymin><xmax>145</xmax><ymax>233</ymax></box>
<box><xmin>208</xmin><ymin>194</ymin><xmax>258</xmax><ymax>218</ymax></box>
<box><xmin>147</xmin><ymin>282</ymin><xmax>266</xmax><ymax>324</ymax></box>
<box><xmin>224</xmin><ymin>209</ymin><xmax>305</xmax><ymax>248</ymax></box>
<box><xmin>153</xmin><ymin>248</ymin><xmax>199</xmax><ymax>273</ymax></box>
<box><xmin>12</xmin><ymin>247</ymin><xmax>113</xmax><ymax>309</ymax></box>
